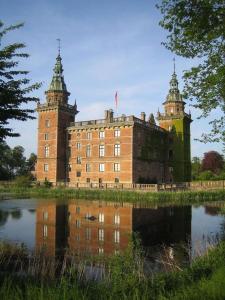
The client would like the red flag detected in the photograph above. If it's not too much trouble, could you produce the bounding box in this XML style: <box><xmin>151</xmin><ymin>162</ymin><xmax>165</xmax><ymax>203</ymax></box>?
<box><xmin>115</xmin><ymin>91</ymin><xmax>118</xmax><ymax>109</ymax></box>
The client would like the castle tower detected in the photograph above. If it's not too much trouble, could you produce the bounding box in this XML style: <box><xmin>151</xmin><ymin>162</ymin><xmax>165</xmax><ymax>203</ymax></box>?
<box><xmin>36</xmin><ymin>49</ymin><xmax>78</xmax><ymax>184</ymax></box>
<box><xmin>157</xmin><ymin>64</ymin><xmax>192</xmax><ymax>182</ymax></box>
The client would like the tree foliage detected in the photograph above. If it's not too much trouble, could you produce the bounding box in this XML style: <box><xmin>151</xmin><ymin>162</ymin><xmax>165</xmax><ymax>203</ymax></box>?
<box><xmin>0</xmin><ymin>140</ymin><xmax>36</xmax><ymax>180</ymax></box>
<box><xmin>157</xmin><ymin>0</ymin><xmax>225</xmax><ymax>144</ymax></box>
<box><xmin>202</xmin><ymin>150</ymin><xmax>224</xmax><ymax>174</ymax></box>
<box><xmin>0</xmin><ymin>21</ymin><xmax>41</xmax><ymax>141</ymax></box>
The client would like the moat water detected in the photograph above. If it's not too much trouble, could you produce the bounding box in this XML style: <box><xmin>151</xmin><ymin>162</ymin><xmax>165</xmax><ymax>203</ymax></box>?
<box><xmin>0</xmin><ymin>198</ymin><xmax>225</xmax><ymax>270</ymax></box>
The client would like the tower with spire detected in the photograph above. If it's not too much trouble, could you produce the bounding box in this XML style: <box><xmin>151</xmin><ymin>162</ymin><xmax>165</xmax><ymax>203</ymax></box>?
<box><xmin>36</xmin><ymin>44</ymin><xmax>78</xmax><ymax>183</ymax></box>
<box><xmin>157</xmin><ymin>61</ymin><xmax>192</xmax><ymax>182</ymax></box>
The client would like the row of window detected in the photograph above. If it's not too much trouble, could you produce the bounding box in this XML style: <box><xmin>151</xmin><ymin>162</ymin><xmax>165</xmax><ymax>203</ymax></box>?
<box><xmin>74</xmin><ymin>214</ymin><xmax>120</xmax><ymax>226</ymax></box>
<box><xmin>43</xmin><ymin>225</ymin><xmax>120</xmax><ymax>243</ymax></box>
<box><xmin>70</xmin><ymin>144</ymin><xmax>121</xmax><ymax>158</ymax></box>
<box><xmin>43</xmin><ymin>211</ymin><xmax>120</xmax><ymax>225</ymax></box>
<box><xmin>44</xmin><ymin>162</ymin><xmax>121</xmax><ymax>173</ymax></box>
<box><xmin>69</xmin><ymin>129</ymin><xmax>120</xmax><ymax>140</ymax></box>
<box><xmin>43</xmin><ymin>129</ymin><xmax>121</xmax><ymax>141</ymax></box>
<box><xmin>44</xmin><ymin>144</ymin><xmax>121</xmax><ymax>158</ymax></box>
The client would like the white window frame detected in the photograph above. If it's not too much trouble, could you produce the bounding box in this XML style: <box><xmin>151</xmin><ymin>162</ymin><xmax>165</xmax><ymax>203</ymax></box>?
<box><xmin>114</xmin><ymin>129</ymin><xmax>120</xmax><ymax>137</ymax></box>
<box><xmin>114</xmin><ymin>144</ymin><xmax>120</xmax><ymax>156</ymax></box>
<box><xmin>86</xmin><ymin>145</ymin><xmax>91</xmax><ymax>157</ymax></box>
<box><xmin>99</xmin><ymin>163</ymin><xmax>105</xmax><ymax>172</ymax></box>
<box><xmin>77</xmin><ymin>142</ymin><xmax>81</xmax><ymax>150</ymax></box>
<box><xmin>99</xmin><ymin>131</ymin><xmax>105</xmax><ymax>139</ymax></box>
<box><xmin>44</xmin><ymin>164</ymin><xmax>49</xmax><ymax>172</ymax></box>
<box><xmin>114</xmin><ymin>230</ymin><xmax>120</xmax><ymax>243</ymax></box>
<box><xmin>98</xmin><ymin>247</ymin><xmax>104</xmax><ymax>254</ymax></box>
<box><xmin>77</xmin><ymin>156</ymin><xmax>82</xmax><ymax>164</ymax></box>
<box><xmin>45</xmin><ymin>120</ymin><xmax>50</xmax><ymax>128</ymax></box>
<box><xmin>99</xmin><ymin>145</ymin><xmax>105</xmax><ymax>157</ymax></box>
<box><xmin>44</xmin><ymin>146</ymin><xmax>49</xmax><ymax>157</ymax></box>
<box><xmin>86</xmin><ymin>163</ymin><xmax>91</xmax><ymax>172</ymax></box>
<box><xmin>43</xmin><ymin>225</ymin><xmax>48</xmax><ymax>237</ymax></box>
<box><xmin>43</xmin><ymin>211</ymin><xmax>48</xmax><ymax>220</ymax></box>
<box><xmin>114</xmin><ymin>163</ymin><xmax>120</xmax><ymax>172</ymax></box>
<box><xmin>114</xmin><ymin>214</ymin><xmax>120</xmax><ymax>225</ymax></box>
<box><xmin>44</xmin><ymin>133</ymin><xmax>49</xmax><ymax>140</ymax></box>
<box><xmin>99</xmin><ymin>213</ymin><xmax>104</xmax><ymax>223</ymax></box>
<box><xmin>98</xmin><ymin>228</ymin><xmax>104</xmax><ymax>241</ymax></box>
<box><xmin>87</xmin><ymin>132</ymin><xmax>92</xmax><ymax>140</ymax></box>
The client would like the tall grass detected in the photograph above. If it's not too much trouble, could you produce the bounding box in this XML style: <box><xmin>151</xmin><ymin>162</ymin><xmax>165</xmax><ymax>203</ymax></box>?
<box><xmin>1</xmin><ymin>186</ymin><xmax>225</xmax><ymax>205</ymax></box>
<box><xmin>1</xmin><ymin>241</ymin><xmax>225</xmax><ymax>299</ymax></box>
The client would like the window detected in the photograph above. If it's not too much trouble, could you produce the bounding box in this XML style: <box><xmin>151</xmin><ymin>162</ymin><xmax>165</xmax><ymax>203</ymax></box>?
<box><xmin>43</xmin><ymin>211</ymin><xmax>48</xmax><ymax>220</ymax></box>
<box><xmin>45</xmin><ymin>120</ymin><xmax>50</xmax><ymax>128</ymax></box>
<box><xmin>75</xmin><ymin>219</ymin><xmax>81</xmax><ymax>228</ymax></box>
<box><xmin>85</xmin><ymin>228</ymin><xmax>91</xmax><ymax>240</ymax></box>
<box><xmin>77</xmin><ymin>156</ymin><xmax>82</xmax><ymax>164</ymax></box>
<box><xmin>114</xmin><ymin>163</ymin><xmax>120</xmax><ymax>172</ymax></box>
<box><xmin>87</xmin><ymin>132</ymin><xmax>92</xmax><ymax>140</ymax></box>
<box><xmin>86</xmin><ymin>178</ymin><xmax>90</xmax><ymax>183</ymax></box>
<box><xmin>44</xmin><ymin>164</ymin><xmax>48</xmax><ymax>172</ymax></box>
<box><xmin>86</xmin><ymin>163</ymin><xmax>91</xmax><ymax>172</ymax></box>
<box><xmin>68</xmin><ymin>164</ymin><xmax>72</xmax><ymax>172</ymax></box>
<box><xmin>114</xmin><ymin>230</ymin><xmax>120</xmax><ymax>243</ymax></box>
<box><xmin>99</xmin><ymin>131</ymin><xmax>105</xmax><ymax>139</ymax></box>
<box><xmin>98</xmin><ymin>247</ymin><xmax>104</xmax><ymax>254</ymax></box>
<box><xmin>44</xmin><ymin>133</ymin><xmax>49</xmax><ymax>140</ymax></box>
<box><xmin>115</xmin><ymin>178</ymin><xmax>119</xmax><ymax>183</ymax></box>
<box><xmin>99</xmin><ymin>163</ymin><xmax>105</xmax><ymax>172</ymax></box>
<box><xmin>99</xmin><ymin>145</ymin><xmax>105</xmax><ymax>157</ymax></box>
<box><xmin>114</xmin><ymin>129</ymin><xmax>120</xmax><ymax>137</ymax></box>
<box><xmin>114</xmin><ymin>214</ymin><xmax>120</xmax><ymax>225</ymax></box>
<box><xmin>114</xmin><ymin>144</ymin><xmax>120</xmax><ymax>156</ymax></box>
<box><xmin>76</xmin><ymin>171</ymin><xmax>81</xmax><ymax>177</ymax></box>
<box><xmin>44</xmin><ymin>146</ymin><xmax>49</xmax><ymax>157</ymax></box>
<box><xmin>68</xmin><ymin>134</ymin><xmax>71</xmax><ymax>140</ymax></box>
<box><xmin>43</xmin><ymin>225</ymin><xmax>48</xmax><ymax>237</ymax></box>
<box><xmin>169</xmin><ymin>150</ymin><xmax>173</xmax><ymax>160</ymax></box>
<box><xmin>86</xmin><ymin>145</ymin><xmax>91</xmax><ymax>157</ymax></box>
<box><xmin>76</xmin><ymin>207</ymin><xmax>80</xmax><ymax>214</ymax></box>
<box><xmin>77</xmin><ymin>142</ymin><xmax>81</xmax><ymax>150</ymax></box>
<box><xmin>99</xmin><ymin>213</ymin><xmax>104</xmax><ymax>223</ymax></box>
<box><xmin>98</xmin><ymin>228</ymin><xmax>104</xmax><ymax>241</ymax></box>
<box><xmin>76</xmin><ymin>234</ymin><xmax>80</xmax><ymax>241</ymax></box>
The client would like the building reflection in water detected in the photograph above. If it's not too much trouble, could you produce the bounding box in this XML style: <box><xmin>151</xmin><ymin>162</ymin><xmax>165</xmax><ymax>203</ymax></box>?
<box><xmin>36</xmin><ymin>201</ymin><xmax>191</xmax><ymax>266</ymax></box>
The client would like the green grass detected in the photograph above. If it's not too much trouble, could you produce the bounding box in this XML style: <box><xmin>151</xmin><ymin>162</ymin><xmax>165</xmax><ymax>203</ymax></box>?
<box><xmin>1</xmin><ymin>241</ymin><xmax>225</xmax><ymax>299</ymax></box>
<box><xmin>1</xmin><ymin>186</ymin><xmax>225</xmax><ymax>205</ymax></box>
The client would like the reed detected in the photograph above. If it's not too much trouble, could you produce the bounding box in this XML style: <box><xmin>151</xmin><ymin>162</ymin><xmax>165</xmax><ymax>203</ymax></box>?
<box><xmin>1</xmin><ymin>186</ymin><xmax>225</xmax><ymax>205</ymax></box>
<box><xmin>1</xmin><ymin>241</ymin><xmax>225</xmax><ymax>299</ymax></box>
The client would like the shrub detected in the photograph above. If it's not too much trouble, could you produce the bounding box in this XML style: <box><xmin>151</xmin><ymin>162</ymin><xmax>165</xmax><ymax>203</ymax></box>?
<box><xmin>14</xmin><ymin>175</ymin><xmax>32</xmax><ymax>188</ymax></box>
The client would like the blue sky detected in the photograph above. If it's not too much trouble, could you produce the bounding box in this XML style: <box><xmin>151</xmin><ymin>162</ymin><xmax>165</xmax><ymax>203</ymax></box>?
<box><xmin>1</xmin><ymin>0</ymin><xmax>223</xmax><ymax>158</ymax></box>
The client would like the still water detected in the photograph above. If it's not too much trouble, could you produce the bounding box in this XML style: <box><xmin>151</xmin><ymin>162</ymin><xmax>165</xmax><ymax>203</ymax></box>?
<box><xmin>0</xmin><ymin>198</ymin><xmax>225</xmax><ymax>268</ymax></box>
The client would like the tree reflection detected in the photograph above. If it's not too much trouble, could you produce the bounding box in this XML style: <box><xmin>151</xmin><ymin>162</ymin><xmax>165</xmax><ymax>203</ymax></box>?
<box><xmin>11</xmin><ymin>210</ymin><xmax>22</xmax><ymax>220</ymax></box>
<box><xmin>0</xmin><ymin>210</ymin><xmax>9</xmax><ymax>226</ymax></box>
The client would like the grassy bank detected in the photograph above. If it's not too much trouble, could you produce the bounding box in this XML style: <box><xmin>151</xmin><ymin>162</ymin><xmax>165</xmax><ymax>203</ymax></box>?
<box><xmin>0</xmin><ymin>241</ymin><xmax>225</xmax><ymax>299</ymax></box>
<box><xmin>1</xmin><ymin>186</ymin><xmax>225</xmax><ymax>205</ymax></box>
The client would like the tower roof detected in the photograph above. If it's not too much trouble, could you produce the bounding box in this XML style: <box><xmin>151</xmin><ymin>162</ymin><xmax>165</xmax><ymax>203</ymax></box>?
<box><xmin>165</xmin><ymin>59</ymin><xmax>183</xmax><ymax>103</ymax></box>
<box><xmin>47</xmin><ymin>53</ymin><xmax>68</xmax><ymax>93</ymax></box>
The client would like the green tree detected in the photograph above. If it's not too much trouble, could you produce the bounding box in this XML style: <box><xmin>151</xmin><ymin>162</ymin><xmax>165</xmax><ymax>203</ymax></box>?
<box><xmin>0</xmin><ymin>21</ymin><xmax>41</xmax><ymax>141</ymax></box>
<box><xmin>191</xmin><ymin>156</ymin><xmax>201</xmax><ymax>180</ymax></box>
<box><xmin>157</xmin><ymin>1</ymin><xmax>225</xmax><ymax>144</ymax></box>
<box><xmin>0</xmin><ymin>141</ymin><xmax>28</xmax><ymax>180</ymax></box>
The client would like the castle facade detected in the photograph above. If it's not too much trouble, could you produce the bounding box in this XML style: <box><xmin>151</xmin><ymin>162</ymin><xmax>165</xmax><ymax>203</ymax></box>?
<box><xmin>36</xmin><ymin>53</ymin><xmax>192</xmax><ymax>185</ymax></box>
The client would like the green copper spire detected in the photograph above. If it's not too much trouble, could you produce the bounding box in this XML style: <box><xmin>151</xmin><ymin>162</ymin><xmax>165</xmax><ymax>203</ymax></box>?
<box><xmin>166</xmin><ymin>58</ymin><xmax>183</xmax><ymax>102</ymax></box>
<box><xmin>48</xmin><ymin>51</ymin><xmax>68</xmax><ymax>92</ymax></box>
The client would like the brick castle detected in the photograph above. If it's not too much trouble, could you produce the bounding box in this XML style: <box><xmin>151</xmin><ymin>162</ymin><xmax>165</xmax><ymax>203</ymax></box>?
<box><xmin>36</xmin><ymin>52</ymin><xmax>192</xmax><ymax>185</ymax></box>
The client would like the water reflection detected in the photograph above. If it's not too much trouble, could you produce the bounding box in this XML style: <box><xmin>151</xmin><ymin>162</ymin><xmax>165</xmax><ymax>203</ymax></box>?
<box><xmin>0</xmin><ymin>199</ymin><xmax>225</xmax><ymax>270</ymax></box>
<box><xmin>36</xmin><ymin>201</ymin><xmax>192</xmax><ymax>265</ymax></box>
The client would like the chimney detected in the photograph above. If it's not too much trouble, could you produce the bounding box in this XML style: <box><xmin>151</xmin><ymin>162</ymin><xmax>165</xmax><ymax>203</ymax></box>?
<box><xmin>141</xmin><ymin>112</ymin><xmax>146</xmax><ymax>121</ymax></box>
<box><xmin>105</xmin><ymin>109</ymin><xmax>114</xmax><ymax>123</ymax></box>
